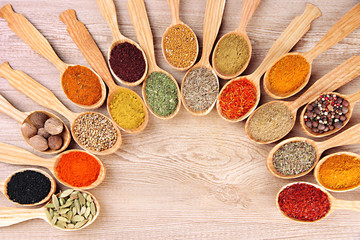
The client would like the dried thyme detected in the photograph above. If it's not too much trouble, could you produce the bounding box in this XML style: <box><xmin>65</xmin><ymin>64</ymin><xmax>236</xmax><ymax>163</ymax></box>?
<box><xmin>144</xmin><ymin>72</ymin><xmax>179</xmax><ymax>116</ymax></box>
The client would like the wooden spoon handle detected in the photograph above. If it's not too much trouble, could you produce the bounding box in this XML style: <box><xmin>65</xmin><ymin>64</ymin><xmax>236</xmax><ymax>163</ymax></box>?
<box><xmin>127</xmin><ymin>0</ymin><xmax>157</xmax><ymax>70</ymax></box>
<box><xmin>332</xmin><ymin>199</ymin><xmax>360</xmax><ymax>212</ymax></box>
<box><xmin>236</xmin><ymin>0</ymin><xmax>261</xmax><ymax>33</ymax></box>
<box><xmin>167</xmin><ymin>0</ymin><xmax>180</xmax><ymax>25</ymax></box>
<box><xmin>251</xmin><ymin>3</ymin><xmax>321</xmax><ymax>80</ymax></box>
<box><xmin>0</xmin><ymin>4</ymin><xmax>67</xmax><ymax>72</ymax></box>
<box><xmin>199</xmin><ymin>0</ymin><xmax>226</xmax><ymax>66</ymax></box>
<box><xmin>0</xmin><ymin>62</ymin><xmax>77</xmax><ymax>122</ymax></box>
<box><xmin>304</xmin><ymin>3</ymin><xmax>360</xmax><ymax>61</ymax></box>
<box><xmin>0</xmin><ymin>182</ymin><xmax>4</xmax><ymax>193</ymax></box>
<box><xmin>96</xmin><ymin>0</ymin><xmax>123</xmax><ymax>41</ymax></box>
<box><xmin>317</xmin><ymin>123</ymin><xmax>360</xmax><ymax>152</ymax></box>
<box><xmin>289</xmin><ymin>56</ymin><xmax>360</xmax><ymax>110</ymax></box>
<box><xmin>346</xmin><ymin>90</ymin><xmax>360</xmax><ymax>104</ymax></box>
<box><xmin>0</xmin><ymin>143</ymin><xmax>54</xmax><ymax>169</ymax></box>
<box><xmin>0</xmin><ymin>94</ymin><xmax>27</xmax><ymax>123</ymax></box>
<box><xmin>59</xmin><ymin>9</ymin><xmax>117</xmax><ymax>90</ymax></box>
<box><xmin>0</xmin><ymin>207</ymin><xmax>45</xmax><ymax>227</ymax></box>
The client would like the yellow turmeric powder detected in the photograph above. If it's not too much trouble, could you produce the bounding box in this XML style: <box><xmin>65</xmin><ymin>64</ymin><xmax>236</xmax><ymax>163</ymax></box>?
<box><xmin>268</xmin><ymin>54</ymin><xmax>310</xmax><ymax>94</ymax></box>
<box><xmin>318</xmin><ymin>153</ymin><xmax>360</xmax><ymax>191</ymax></box>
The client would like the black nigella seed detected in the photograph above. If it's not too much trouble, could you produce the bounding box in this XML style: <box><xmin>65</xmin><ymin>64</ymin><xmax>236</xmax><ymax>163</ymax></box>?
<box><xmin>6</xmin><ymin>170</ymin><xmax>51</xmax><ymax>204</ymax></box>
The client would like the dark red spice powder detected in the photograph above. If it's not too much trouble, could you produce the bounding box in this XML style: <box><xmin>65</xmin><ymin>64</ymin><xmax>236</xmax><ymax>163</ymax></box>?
<box><xmin>278</xmin><ymin>183</ymin><xmax>330</xmax><ymax>222</ymax></box>
<box><xmin>109</xmin><ymin>42</ymin><xmax>146</xmax><ymax>83</ymax></box>
<box><xmin>218</xmin><ymin>78</ymin><xmax>257</xmax><ymax>119</ymax></box>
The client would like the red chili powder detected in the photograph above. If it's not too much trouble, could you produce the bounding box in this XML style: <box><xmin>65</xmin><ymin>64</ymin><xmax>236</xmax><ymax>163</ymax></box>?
<box><xmin>278</xmin><ymin>183</ymin><xmax>330</xmax><ymax>222</ymax></box>
<box><xmin>109</xmin><ymin>42</ymin><xmax>146</xmax><ymax>82</ymax></box>
<box><xmin>218</xmin><ymin>78</ymin><xmax>257</xmax><ymax>119</ymax></box>
<box><xmin>56</xmin><ymin>151</ymin><xmax>101</xmax><ymax>187</ymax></box>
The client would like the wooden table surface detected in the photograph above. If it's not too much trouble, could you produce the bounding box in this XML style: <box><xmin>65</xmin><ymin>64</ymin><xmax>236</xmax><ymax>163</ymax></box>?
<box><xmin>0</xmin><ymin>0</ymin><xmax>360</xmax><ymax>239</ymax></box>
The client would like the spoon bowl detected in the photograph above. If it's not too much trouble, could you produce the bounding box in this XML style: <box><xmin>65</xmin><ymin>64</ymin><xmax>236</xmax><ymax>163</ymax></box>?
<box><xmin>264</xmin><ymin>3</ymin><xmax>360</xmax><ymax>99</ymax></box>
<box><xmin>300</xmin><ymin>91</ymin><xmax>360</xmax><ymax>138</ymax></box>
<box><xmin>0</xmin><ymin>94</ymin><xmax>71</xmax><ymax>154</ymax></box>
<box><xmin>0</xmin><ymin>189</ymin><xmax>100</xmax><ymax>231</ymax></box>
<box><xmin>314</xmin><ymin>151</ymin><xmax>360</xmax><ymax>192</ymax></box>
<box><xmin>0</xmin><ymin>4</ymin><xmax>106</xmax><ymax>109</ymax></box>
<box><xmin>1</xmin><ymin>168</ymin><xmax>56</xmax><ymax>206</ymax></box>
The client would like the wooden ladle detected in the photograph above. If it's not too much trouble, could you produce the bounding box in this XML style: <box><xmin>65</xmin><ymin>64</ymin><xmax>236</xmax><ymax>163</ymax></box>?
<box><xmin>216</xmin><ymin>3</ymin><xmax>322</xmax><ymax>122</ymax></box>
<box><xmin>0</xmin><ymin>168</ymin><xmax>56</xmax><ymax>206</ymax></box>
<box><xmin>0</xmin><ymin>142</ymin><xmax>105</xmax><ymax>190</ymax></box>
<box><xmin>0</xmin><ymin>94</ymin><xmax>71</xmax><ymax>154</ymax></box>
<box><xmin>314</xmin><ymin>152</ymin><xmax>360</xmax><ymax>192</ymax></box>
<box><xmin>245</xmin><ymin>55</ymin><xmax>360</xmax><ymax>144</ymax></box>
<box><xmin>0</xmin><ymin>62</ymin><xmax>122</xmax><ymax>155</ymax></box>
<box><xmin>276</xmin><ymin>182</ymin><xmax>360</xmax><ymax>222</ymax></box>
<box><xmin>127</xmin><ymin>0</ymin><xmax>181</xmax><ymax>120</ymax></box>
<box><xmin>264</xmin><ymin>2</ymin><xmax>360</xmax><ymax>99</ymax></box>
<box><xmin>0</xmin><ymin>190</ymin><xmax>100</xmax><ymax>231</ymax></box>
<box><xmin>266</xmin><ymin>123</ymin><xmax>360</xmax><ymax>179</ymax></box>
<box><xmin>0</xmin><ymin>4</ymin><xmax>106</xmax><ymax>109</ymax></box>
<box><xmin>161</xmin><ymin>0</ymin><xmax>199</xmax><ymax>71</ymax></box>
<box><xmin>59</xmin><ymin>9</ymin><xmax>149</xmax><ymax>134</ymax></box>
<box><xmin>96</xmin><ymin>0</ymin><xmax>148</xmax><ymax>86</ymax></box>
<box><xmin>212</xmin><ymin>0</ymin><xmax>261</xmax><ymax>79</ymax></box>
<box><xmin>180</xmin><ymin>0</ymin><xmax>226</xmax><ymax>116</ymax></box>
<box><xmin>301</xmin><ymin>90</ymin><xmax>360</xmax><ymax>138</ymax></box>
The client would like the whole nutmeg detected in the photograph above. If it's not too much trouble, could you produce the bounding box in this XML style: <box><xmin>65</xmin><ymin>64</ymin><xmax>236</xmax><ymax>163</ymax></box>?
<box><xmin>29</xmin><ymin>112</ymin><xmax>49</xmax><ymax>129</ymax></box>
<box><xmin>37</xmin><ymin>128</ymin><xmax>50</xmax><ymax>139</ymax></box>
<box><xmin>44</xmin><ymin>118</ymin><xmax>63</xmax><ymax>135</ymax></box>
<box><xmin>29</xmin><ymin>135</ymin><xmax>48</xmax><ymax>152</ymax></box>
<box><xmin>48</xmin><ymin>135</ymin><xmax>62</xmax><ymax>150</ymax></box>
<box><xmin>21</xmin><ymin>122</ymin><xmax>37</xmax><ymax>138</ymax></box>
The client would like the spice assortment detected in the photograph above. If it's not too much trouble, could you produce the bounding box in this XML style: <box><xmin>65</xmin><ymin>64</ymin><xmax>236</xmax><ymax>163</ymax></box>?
<box><xmin>304</xmin><ymin>93</ymin><xmax>349</xmax><ymax>133</ymax></box>
<box><xmin>45</xmin><ymin>190</ymin><xmax>97</xmax><ymax>229</ymax></box>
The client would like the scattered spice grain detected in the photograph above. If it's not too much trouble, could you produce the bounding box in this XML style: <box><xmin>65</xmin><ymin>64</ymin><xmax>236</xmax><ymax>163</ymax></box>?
<box><xmin>218</xmin><ymin>78</ymin><xmax>256</xmax><ymax>119</ymax></box>
<box><xmin>268</xmin><ymin>55</ymin><xmax>310</xmax><ymax>94</ymax></box>
<box><xmin>110</xmin><ymin>88</ymin><xmax>145</xmax><ymax>130</ymax></box>
<box><xmin>6</xmin><ymin>170</ymin><xmax>51</xmax><ymax>205</ymax></box>
<box><xmin>61</xmin><ymin>65</ymin><xmax>102</xmax><ymax>106</ymax></box>
<box><xmin>145</xmin><ymin>72</ymin><xmax>178</xmax><ymax>116</ymax></box>
<box><xmin>278</xmin><ymin>183</ymin><xmax>330</xmax><ymax>222</ymax></box>
<box><xmin>318</xmin><ymin>153</ymin><xmax>360</xmax><ymax>191</ymax></box>
<box><xmin>109</xmin><ymin>42</ymin><xmax>146</xmax><ymax>83</ymax></box>
<box><xmin>73</xmin><ymin>113</ymin><xmax>117</xmax><ymax>152</ymax></box>
<box><xmin>273</xmin><ymin>141</ymin><xmax>316</xmax><ymax>175</ymax></box>
<box><xmin>56</xmin><ymin>151</ymin><xmax>101</xmax><ymax>187</ymax></box>
<box><xmin>247</xmin><ymin>102</ymin><xmax>293</xmax><ymax>142</ymax></box>
<box><xmin>214</xmin><ymin>33</ymin><xmax>250</xmax><ymax>76</ymax></box>
<box><xmin>183</xmin><ymin>67</ymin><xmax>219</xmax><ymax>112</ymax></box>
<box><xmin>163</xmin><ymin>24</ymin><xmax>197</xmax><ymax>69</ymax></box>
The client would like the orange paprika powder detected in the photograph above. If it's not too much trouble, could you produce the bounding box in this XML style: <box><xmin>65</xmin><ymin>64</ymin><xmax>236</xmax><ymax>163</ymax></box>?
<box><xmin>56</xmin><ymin>151</ymin><xmax>101</xmax><ymax>187</ymax></box>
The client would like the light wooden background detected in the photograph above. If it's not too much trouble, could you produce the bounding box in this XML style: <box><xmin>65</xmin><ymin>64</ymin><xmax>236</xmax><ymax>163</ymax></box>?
<box><xmin>0</xmin><ymin>0</ymin><xmax>360</xmax><ymax>239</ymax></box>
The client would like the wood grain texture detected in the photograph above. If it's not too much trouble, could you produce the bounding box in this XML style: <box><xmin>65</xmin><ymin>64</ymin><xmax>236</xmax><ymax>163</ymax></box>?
<box><xmin>0</xmin><ymin>0</ymin><xmax>360</xmax><ymax>239</ymax></box>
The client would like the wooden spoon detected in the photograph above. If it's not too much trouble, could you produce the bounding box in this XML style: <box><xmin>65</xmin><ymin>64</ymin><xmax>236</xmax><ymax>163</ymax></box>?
<box><xmin>266</xmin><ymin>123</ymin><xmax>360</xmax><ymax>179</ymax></box>
<box><xmin>301</xmin><ymin>90</ymin><xmax>360</xmax><ymax>138</ymax></box>
<box><xmin>245</xmin><ymin>55</ymin><xmax>360</xmax><ymax>144</ymax></box>
<box><xmin>59</xmin><ymin>9</ymin><xmax>149</xmax><ymax>134</ymax></box>
<box><xmin>0</xmin><ymin>142</ymin><xmax>105</xmax><ymax>190</ymax></box>
<box><xmin>0</xmin><ymin>190</ymin><xmax>100</xmax><ymax>231</ymax></box>
<box><xmin>216</xmin><ymin>3</ymin><xmax>322</xmax><ymax>122</ymax></box>
<box><xmin>212</xmin><ymin>0</ymin><xmax>261</xmax><ymax>79</ymax></box>
<box><xmin>264</xmin><ymin>3</ymin><xmax>360</xmax><ymax>99</ymax></box>
<box><xmin>161</xmin><ymin>0</ymin><xmax>199</xmax><ymax>71</ymax></box>
<box><xmin>314</xmin><ymin>152</ymin><xmax>360</xmax><ymax>192</ymax></box>
<box><xmin>0</xmin><ymin>168</ymin><xmax>56</xmax><ymax>206</ymax></box>
<box><xmin>127</xmin><ymin>0</ymin><xmax>181</xmax><ymax>120</ymax></box>
<box><xmin>0</xmin><ymin>94</ymin><xmax>71</xmax><ymax>154</ymax></box>
<box><xmin>276</xmin><ymin>182</ymin><xmax>360</xmax><ymax>222</ymax></box>
<box><xmin>0</xmin><ymin>62</ymin><xmax>122</xmax><ymax>155</ymax></box>
<box><xmin>96</xmin><ymin>0</ymin><xmax>148</xmax><ymax>86</ymax></box>
<box><xmin>180</xmin><ymin>0</ymin><xmax>226</xmax><ymax>116</ymax></box>
<box><xmin>0</xmin><ymin>4</ymin><xmax>106</xmax><ymax>109</ymax></box>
